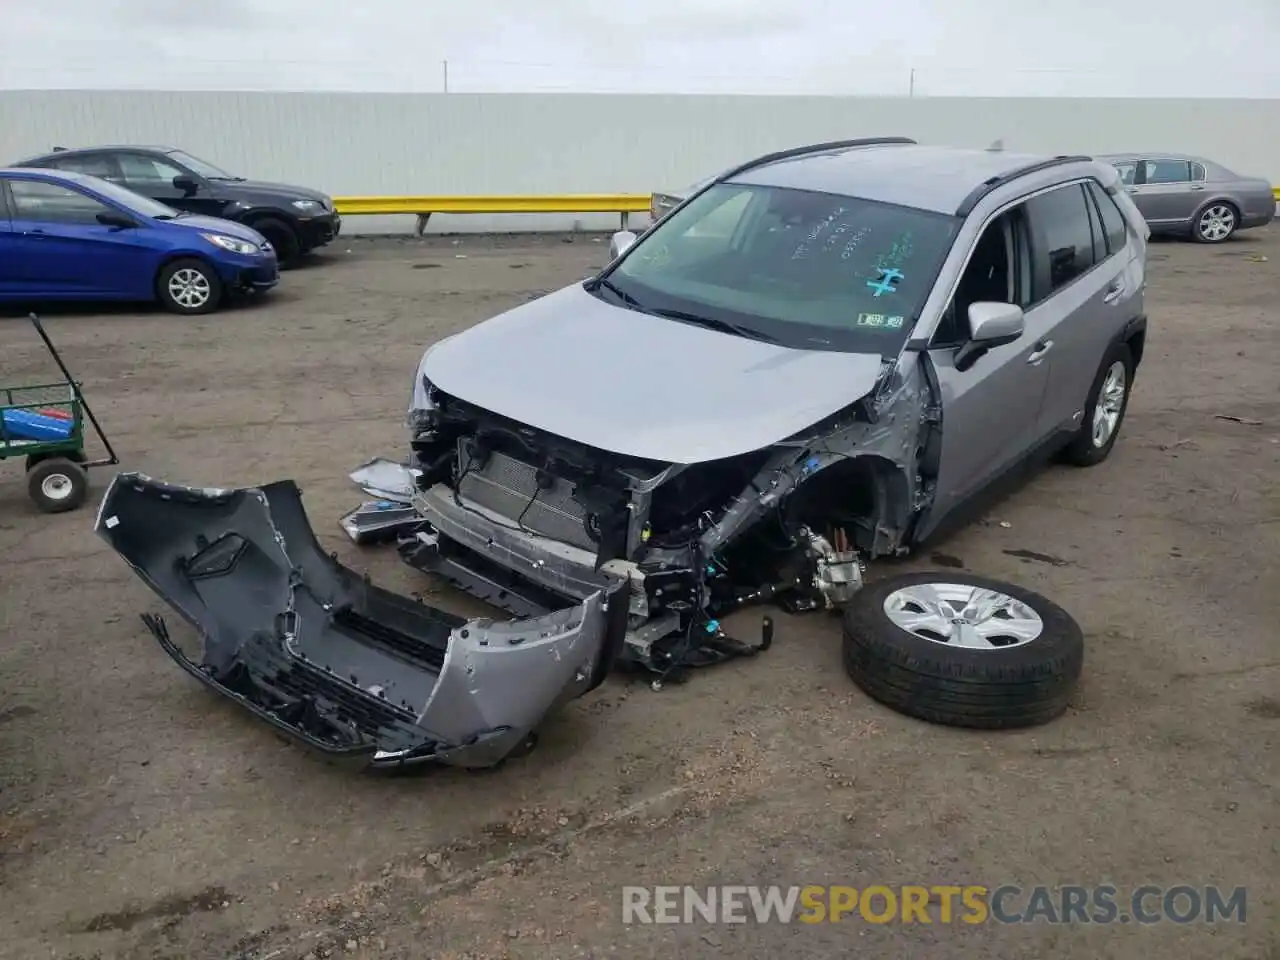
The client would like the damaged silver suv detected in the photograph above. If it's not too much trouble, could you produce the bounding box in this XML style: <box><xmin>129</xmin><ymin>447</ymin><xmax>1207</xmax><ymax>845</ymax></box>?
<box><xmin>97</xmin><ymin>137</ymin><xmax>1148</xmax><ymax>769</ymax></box>
<box><xmin>402</xmin><ymin>137</ymin><xmax>1147</xmax><ymax>658</ymax></box>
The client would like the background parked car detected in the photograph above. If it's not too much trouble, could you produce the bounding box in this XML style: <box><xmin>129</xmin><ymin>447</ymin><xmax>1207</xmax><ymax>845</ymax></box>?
<box><xmin>646</xmin><ymin>174</ymin><xmax>714</xmax><ymax>230</ymax></box>
<box><xmin>1098</xmin><ymin>153</ymin><xmax>1275</xmax><ymax>243</ymax></box>
<box><xmin>13</xmin><ymin>145</ymin><xmax>338</xmax><ymax>266</ymax></box>
<box><xmin>0</xmin><ymin>167</ymin><xmax>278</xmax><ymax>315</ymax></box>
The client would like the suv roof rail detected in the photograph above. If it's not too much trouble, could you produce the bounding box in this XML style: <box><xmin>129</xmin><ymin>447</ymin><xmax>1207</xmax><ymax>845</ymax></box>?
<box><xmin>954</xmin><ymin>154</ymin><xmax>1094</xmax><ymax>216</ymax></box>
<box><xmin>715</xmin><ymin>136</ymin><xmax>917</xmax><ymax>184</ymax></box>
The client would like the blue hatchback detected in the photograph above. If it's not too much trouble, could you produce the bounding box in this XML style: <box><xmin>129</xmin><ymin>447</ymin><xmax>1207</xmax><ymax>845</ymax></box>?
<box><xmin>0</xmin><ymin>168</ymin><xmax>278</xmax><ymax>315</ymax></box>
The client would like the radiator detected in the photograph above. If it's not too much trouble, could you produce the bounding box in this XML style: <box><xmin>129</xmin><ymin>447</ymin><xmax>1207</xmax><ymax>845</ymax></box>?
<box><xmin>455</xmin><ymin>440</ymin><xmax>596</xmax><ymax>551</ymax></box>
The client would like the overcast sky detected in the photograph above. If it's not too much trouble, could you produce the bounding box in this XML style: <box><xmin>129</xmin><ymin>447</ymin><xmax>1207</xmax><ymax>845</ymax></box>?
<box><xmin>2</xmin><ymin>0</ymin><xmax>1278</xmax><ymax>98</ymax></box>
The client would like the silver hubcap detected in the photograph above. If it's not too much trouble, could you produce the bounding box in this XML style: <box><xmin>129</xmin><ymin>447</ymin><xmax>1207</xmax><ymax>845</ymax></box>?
<box><xmin>883</xmin><ymin>582</ymin><xmax>1044</xmax><ymax>649</ymax></box>
<box><xmin>41</xmin><ymin>473</ymin><xmax>73</xmax><ymax>500</ymax></box>
<box><xmin>168</xmin><ymin>268</ymin><xmax>211</xmax><ymax>309</ymax></box>
<box><xmin>1092</xmin><ymin>360</ymin><xmax>1127</xmax><ymax>448</ymax></box>
<box><xmin>1198</xmin><ymin>205</ymin><xmax>1235</xmax><ymax>241</ymax></box>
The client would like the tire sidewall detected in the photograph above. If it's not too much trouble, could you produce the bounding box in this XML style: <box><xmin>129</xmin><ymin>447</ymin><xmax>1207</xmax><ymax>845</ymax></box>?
<box><xmin>27</xmin><ymin>458</ymin><xmax>88</xmax><ymax>513</ymax></box>
<box><xmin>1069</xmin><ymin>341</ymin><xmax>1134</xmax><ymax>465</ymax></box>
<box><xmin>251</xmin><ymin>217</ymin><xmax>300</xmax><ymax>266</ymax></box>
<box><xmin>1192</xmin><ymin>201</ymin><xmax>1238</xmax><ymax>243</ymax></box>
<box><xmin>845</xmin><ymin>571</ymin><xmax>1082</xmax><ymax>672</ymax></box>
<box><xmin>159</xmin><ymin>258</ymin><xmax>222</xmax><ymax>316</ymax></box>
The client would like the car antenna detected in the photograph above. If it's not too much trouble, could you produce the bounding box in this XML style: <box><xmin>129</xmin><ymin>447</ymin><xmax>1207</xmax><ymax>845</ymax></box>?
<box><xmin>52</xmin><ymin>146</ymin><xmax>67</xmax><ymax>152</ymax></box>
<box><xmin>986</xmin><ymin>138</ymin><xmax>1004</xmax><ymax>152</ymax></box>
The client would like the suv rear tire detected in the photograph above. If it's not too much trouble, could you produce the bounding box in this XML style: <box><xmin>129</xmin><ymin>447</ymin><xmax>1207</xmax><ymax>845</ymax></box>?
<box><xmin>1060</xmin><ymin>342</ymin><xmax>1133</xmax><ymax>467</ymax></box>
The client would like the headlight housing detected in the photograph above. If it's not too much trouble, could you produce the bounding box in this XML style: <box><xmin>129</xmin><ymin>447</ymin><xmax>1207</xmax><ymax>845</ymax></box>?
<box><xmin>291</xmin><ymin>199</ymin><xmax>322</xmax><ymax>213</ymax></box>
<box><xmin>201</xmin><ymin>233</ymin><xmax>259</xmax><ymax>255</ymax></box>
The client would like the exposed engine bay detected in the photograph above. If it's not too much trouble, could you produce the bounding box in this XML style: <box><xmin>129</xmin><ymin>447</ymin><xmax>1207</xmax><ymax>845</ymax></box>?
<box><xmin>367</xmin><ymin>350</ymin><xmax>933</xmax><ymax>683</ymax></box>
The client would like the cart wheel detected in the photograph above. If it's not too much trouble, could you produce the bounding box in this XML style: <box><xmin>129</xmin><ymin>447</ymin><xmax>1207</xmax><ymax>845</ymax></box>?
<box><xmin>26</xmin><ymin>457</ymin><xmax>89</xmax><ymax>513</ymax></box>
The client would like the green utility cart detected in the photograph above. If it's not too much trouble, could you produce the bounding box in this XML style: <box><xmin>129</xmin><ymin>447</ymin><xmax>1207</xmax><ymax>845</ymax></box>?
<box><xmin>0</xmin><ymin>313</ymin><xmax>119</xmax><ymax>513</ymax></box>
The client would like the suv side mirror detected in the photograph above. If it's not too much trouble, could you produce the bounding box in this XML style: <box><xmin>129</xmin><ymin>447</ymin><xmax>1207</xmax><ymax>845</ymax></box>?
<box><xmin>172</xmin><ymin>174</ymin><xmax>200</xmax><ymax>196</ymax></box>
<box><xmin>96</xmin><ymin>211</ymin><xmax>137</xmax><ymax>230</ymax></box>
<box><xmin>609</xmin><ymin>230</ymin><xmax>637</xmax><ymax>260</ymax></box>
<box><xmin>953</xmin><ymin>302</ymin><xmax>1025</xmax><ymax>372</ymax></box>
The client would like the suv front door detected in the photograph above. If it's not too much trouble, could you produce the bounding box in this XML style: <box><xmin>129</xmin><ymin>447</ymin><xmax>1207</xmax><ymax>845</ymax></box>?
<box><xmin>923</xmin><ymin>205</ymin><xmax>1054</xmax><ymax>527</ymax></box>
<box><xmin>113</xmin><ymin>152</ymin><xmax>227</xmax><ymax>218</ymax></box>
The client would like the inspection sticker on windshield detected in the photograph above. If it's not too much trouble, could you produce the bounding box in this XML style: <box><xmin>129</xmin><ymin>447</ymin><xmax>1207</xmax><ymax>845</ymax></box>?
<box><xmin>856</xmin><ymin>313</ymin><xmax>905</xmax><ymax>329</ymax></box>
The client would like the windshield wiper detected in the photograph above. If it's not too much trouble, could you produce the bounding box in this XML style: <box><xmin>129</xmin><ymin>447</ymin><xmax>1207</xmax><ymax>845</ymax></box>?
<box><xmin>588</xmin><ymin>276</ymin><xmax>647</xmax><ymax>311</ymax></box>
<box><xmin>649</xmin><ymin>308</ymin><xmax>778</xmax><ymax>344</ymax></box>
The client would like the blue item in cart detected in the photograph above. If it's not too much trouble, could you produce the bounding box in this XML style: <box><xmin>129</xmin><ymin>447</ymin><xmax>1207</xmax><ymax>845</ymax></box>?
<box><xmin>2</xmin><ymin>408</ymin><xmax>75</xmax><ymax>442</ymax></box>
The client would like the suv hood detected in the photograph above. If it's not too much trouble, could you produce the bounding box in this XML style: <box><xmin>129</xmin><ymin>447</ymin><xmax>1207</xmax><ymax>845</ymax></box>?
<box><xmin>416</xmin><ymin>282</ymin><xmax>886</xmax><ymax>464</ymax></box>
<box><xmin>222</xmin><ymin>179</ymin><xmax>330</xmax><ymax>206</ymax></box>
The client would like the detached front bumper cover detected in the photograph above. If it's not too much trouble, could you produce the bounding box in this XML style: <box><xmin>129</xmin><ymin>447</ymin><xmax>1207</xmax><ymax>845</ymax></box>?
<box><xmin>94</xmin><ymin>473</ymin><xmax>627</xmax><ymax>769</ymax></box>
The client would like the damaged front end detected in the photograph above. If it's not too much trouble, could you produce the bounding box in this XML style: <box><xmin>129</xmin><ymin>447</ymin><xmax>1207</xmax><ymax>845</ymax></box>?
<box><xmin>383</xmin><ymin>349</ymin><xmax>932</xmax><ymax>680</ymax></box>
<box><xmin>94</xmin><ymin>473</ymin><xmax>628</xmax><ymax>769</ymax></box>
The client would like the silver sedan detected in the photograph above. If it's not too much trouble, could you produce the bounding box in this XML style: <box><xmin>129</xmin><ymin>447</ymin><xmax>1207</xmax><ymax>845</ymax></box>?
<box><xmin>1097</xmin><ymin>153</ymin><xmax>1275</xmax><ymax>243</ymax></box>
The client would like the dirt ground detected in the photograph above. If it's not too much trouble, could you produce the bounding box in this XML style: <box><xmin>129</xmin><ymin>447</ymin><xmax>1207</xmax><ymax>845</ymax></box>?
<box><xmin>0</xmin><ymin>228</ymin><xmax>1276</xmax><ymax>960</ymax></box>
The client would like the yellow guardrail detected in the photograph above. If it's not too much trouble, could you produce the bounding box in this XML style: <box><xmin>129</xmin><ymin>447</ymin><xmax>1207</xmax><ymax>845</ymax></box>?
<box><xmin>333</xmin><ymin>193</ymin><xmax>652</xmax><ymax>234</ymax></box>
<box><xmin>333</xmin><ymin>187</ymin><xmax>1279</xmax><ymax>233</ymax></box>
<box><xmin>334</xmin><ymin>194</ymin><xmax>651</xmax><ymax>215</ymax></box>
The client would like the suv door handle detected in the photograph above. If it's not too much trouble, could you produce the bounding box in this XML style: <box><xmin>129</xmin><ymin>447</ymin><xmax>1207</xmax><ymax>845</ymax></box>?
<box><xmin>1026</xmin><ymin>340</ymin><xmax>1054</xmax><ymax>364</ymax></box>
<box><xmin>1103</xmin><ymin>281</ymin><xmax>1125</xmax><ymax>304</ymax></box>
<box><xmin>1189</xmin><ymin>183</ymin><xmax>1205</xmax><ymax>191</ymax></box>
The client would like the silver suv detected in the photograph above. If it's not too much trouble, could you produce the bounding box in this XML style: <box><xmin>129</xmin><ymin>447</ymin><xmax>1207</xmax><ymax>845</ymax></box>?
<box><xmin>404</xmin><ymin>137</ymin><xmax>1148</xmax><ymax>659</ymax></box>
<box><xmin>97</xmin><ymin>137</ymin><xmax>1150</xmax><ymax>769</ymax></box>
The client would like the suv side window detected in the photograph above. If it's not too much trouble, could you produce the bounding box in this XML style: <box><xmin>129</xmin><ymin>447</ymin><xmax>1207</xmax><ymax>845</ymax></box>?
<box><xmin>117</xmin><ymin>153</ymin><xmax>187</xmax><ymax>190</ymax></box>
<box><xmin>1189</xmin><ymin>161</ymin><xmax>1207</xmax><ymax>182</ymax></box>
<box><xmin>1141</xmin><ymin>159</ymin><xmax>1191</xmax><ymax>184</ymax></box>
<box><xmin>49</xmin><ymin>154</ymin><xmax>117</xmax><ymax>179</ymax></box>
<box><xmin>1024</xmin><ymin>183</ymin><xmax>1098</xmax><ymax>298</ymax></box>
<box><xmin>933</xmin><ymin>207</ymin><xmax>1032</xmax><ymax>346</ymax></box>
<box><xmin>1085</xmin><ymin>180</ymin><xmax>1127</xmax><ymax>256</ymax></box>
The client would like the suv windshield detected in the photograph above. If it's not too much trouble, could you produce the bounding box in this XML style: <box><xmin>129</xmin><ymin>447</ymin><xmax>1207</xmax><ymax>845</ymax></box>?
<box><xmin>599</xmin><ymin>182</ymin><xmax>959</xmax><ymax>353</ymax></box>
<box><xmin>166</xmin><ymin>150</ymin><xmax>237</xmax><ymax>180</ymax></box>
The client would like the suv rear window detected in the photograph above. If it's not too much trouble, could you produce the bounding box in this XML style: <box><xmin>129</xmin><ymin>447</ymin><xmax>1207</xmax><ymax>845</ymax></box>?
<box><xmin>599</xmin><ymin>183</ymin><xmax>960</xmax><ymax>353</ymax></box>
<box><xmin>1086</xmin><ymin>181</ymin><xmax>1127</xmax><ymax>256</ymax></box>
<box><xmin>51</xmin><ymin>154</ymin><xmax>116</xmax><ymax>179</ymax></box>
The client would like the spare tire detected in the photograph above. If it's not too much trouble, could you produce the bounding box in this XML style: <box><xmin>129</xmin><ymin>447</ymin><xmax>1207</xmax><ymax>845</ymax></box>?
<box><xmin>842</xmin><ymin>571</ymin><xmax>1083</xmax><ymax>729</ymax></box>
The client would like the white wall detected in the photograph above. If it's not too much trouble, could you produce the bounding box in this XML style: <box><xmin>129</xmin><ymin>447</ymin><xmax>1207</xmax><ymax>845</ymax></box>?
<box><xmin>1</xmin><ymin>91</ymin><xmax>1277</xmax><ymax>234</ymax></box>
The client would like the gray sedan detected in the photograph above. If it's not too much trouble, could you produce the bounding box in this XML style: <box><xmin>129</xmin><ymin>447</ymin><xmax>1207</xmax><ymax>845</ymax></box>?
<box><xmin>1097</xmin><ymin>153</ymin><xmax>1275</xmax><ymax>243</ymax></box>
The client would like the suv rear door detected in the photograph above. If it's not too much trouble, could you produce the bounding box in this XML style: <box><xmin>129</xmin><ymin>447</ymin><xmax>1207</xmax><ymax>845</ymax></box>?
<box><xmin>1023</xmin><ymin>180</ymin><xmax>1138</xmax><ymax>439</ymax></box>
